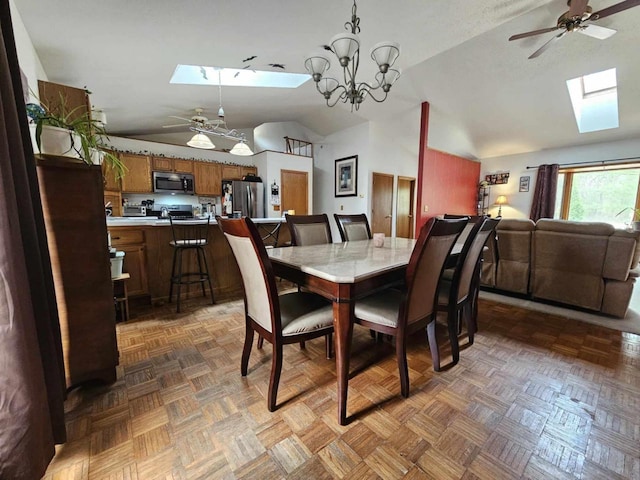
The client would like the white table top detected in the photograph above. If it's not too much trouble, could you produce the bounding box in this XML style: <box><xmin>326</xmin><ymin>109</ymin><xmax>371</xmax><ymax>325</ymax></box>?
<box><xmin>268</xmin><ymin>238</ymin><xmax>465</xmax><ymax>283</ymax></box>
<box><xmin>267</xmin><ymin>238</ymin><xmax>417</xmax><ymax>283</ymax></box>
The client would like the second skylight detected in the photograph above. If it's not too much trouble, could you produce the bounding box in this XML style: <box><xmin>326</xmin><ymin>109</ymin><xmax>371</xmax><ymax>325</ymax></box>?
<box><xmin>170</xmin><ymin>65</ymin><xmax>310</xmax><ymax>88</ymax></box>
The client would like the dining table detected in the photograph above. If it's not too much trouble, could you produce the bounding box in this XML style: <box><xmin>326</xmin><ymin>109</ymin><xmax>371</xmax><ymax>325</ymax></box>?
<box><xmin>267</xmin><ymin>237</ymin><xmax>462</xmax><ymax>425</ymax></box>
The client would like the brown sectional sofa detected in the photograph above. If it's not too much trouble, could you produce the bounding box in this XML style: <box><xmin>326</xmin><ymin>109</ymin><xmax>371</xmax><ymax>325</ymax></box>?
<box><xmin>481</xmin><ymin>218</ymin><xmax>639</xmax><ymax>318</ymax></box>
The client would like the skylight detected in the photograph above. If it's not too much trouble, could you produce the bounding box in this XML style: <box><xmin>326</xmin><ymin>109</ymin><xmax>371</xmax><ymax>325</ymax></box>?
<box><xmin>566</xmin><ymin>68</ymin><xmax>618</xmax><ymax>134</ymax></box>
<box><xmin>170</xmin><ymin>65</ymin><xmax>311</xmax><ymax>88</ymax></box>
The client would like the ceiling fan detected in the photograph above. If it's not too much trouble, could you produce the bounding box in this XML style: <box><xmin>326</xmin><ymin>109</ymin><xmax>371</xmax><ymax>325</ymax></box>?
<box><xmin>162</xmin><ymin>108</ymin><xmax>221</xmax><ymax>129</ymax></box>
<box><xmin>509</xmin><ymin>0</ymin><xmax>640</xmax><ymax>59</ymax></box>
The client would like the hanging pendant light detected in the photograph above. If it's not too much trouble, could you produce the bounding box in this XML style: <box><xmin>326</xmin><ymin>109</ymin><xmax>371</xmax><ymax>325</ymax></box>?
<box><xmin>187</xmin><ymin>133</ymin><xmax>215</xmax><ymax>149</ymax></box>
<box><xmin>229</xmin><ymin>140</ymin><xmax>254</xmax><ymax>156</ymax></box>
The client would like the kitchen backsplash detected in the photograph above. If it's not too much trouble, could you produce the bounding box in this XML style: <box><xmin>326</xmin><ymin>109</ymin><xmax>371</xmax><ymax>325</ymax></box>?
<box><xmin>123</xmin><ymin>193</ymin><xmax>221</xmax><ymax>215</ymax></box>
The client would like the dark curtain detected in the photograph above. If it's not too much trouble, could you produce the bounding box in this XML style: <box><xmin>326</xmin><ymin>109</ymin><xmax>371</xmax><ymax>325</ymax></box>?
<box><xmin>0</xmin><ymin>1</ymin><xmax>67</xmax><ymax>478</ymax></box>
<box><xmin>529</xmin><ymin>163</ymin><xmax>559</xmax><ymax>222</ymax></box>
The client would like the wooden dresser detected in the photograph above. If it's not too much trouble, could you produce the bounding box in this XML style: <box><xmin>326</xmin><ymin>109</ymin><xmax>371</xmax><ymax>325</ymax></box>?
<box><xmin>36</xmin><ymin>155</ymin><xmax>118</xmax><ymax>388</ymax></box>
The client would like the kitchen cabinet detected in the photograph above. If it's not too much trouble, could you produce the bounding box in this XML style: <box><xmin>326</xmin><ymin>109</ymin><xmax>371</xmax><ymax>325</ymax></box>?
<box><xmin>120</xmin><ymin>153</ymin><xmax>152</xmax><ymax>193</ymax></box>
<box><xmin>109</xmin><ymin>228</ymin><xmax>149</xmax><ymax>297</ymax></box>
<box><xmin>36</xmin><ymin>155</ymin><xmax>117</xmax><ymax>388</ymax></box>
<box><xmin>194</xmin><ymin>161</ymin><xmax>221</xmax><ymax>196</ymax></box>
<box><xmin>222</xmin><ymin>165</ymin><xmax>257</xmax><ymax>180</ymax></box>
<box><xmin>104</xmin><ymin>191</ymin><xmax>122</xmax><ymax>217</ymax></box>
<box><xmin>222</xmin><ymin>165</ymin><xmax>242</xmax><ymax>180</ymax></box>
<box><xmin>102</xmin><ymin>158</ymin><xmax>121</xmax><ymax>191</ymax></box>
<box><xmin>241</xmin><ymin>166</ymin><xmax>258</xmax><ymax>177</ymax></box>
<box><xmin>173</xmin><ymin>159</ymin><xmax>193</xmax><ymax>173</ymax></box>
<box><xmin>152</xmin><ymin>157</ymin><xmax>194</xmax><ymax>173</ymax></box>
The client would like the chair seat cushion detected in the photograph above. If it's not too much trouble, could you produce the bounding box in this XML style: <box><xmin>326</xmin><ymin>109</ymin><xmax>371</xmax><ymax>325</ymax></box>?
<box><xmin>280</xmin><ymin>292</ymin><xmax>334</xmax><ymax>335</ymax></box>
<box><xmin>354</xmin><ymin>289</ymin><xmax>403</xmax><ymax>328</ymax></box>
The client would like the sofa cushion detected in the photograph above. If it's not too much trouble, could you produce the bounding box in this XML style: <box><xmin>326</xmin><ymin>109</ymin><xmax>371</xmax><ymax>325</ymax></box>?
<box><xmin>532</xmin><ymin>229</ymin><xmax>607</xmax><ymax>311</ymax></box>
<box><xmin>536</xmin><ymin>218</ymin><xmax>614</xmax><ymax>236</ymax></box>
<box><xmin>495</xmin><ymin>219</ymin><xmax>535</xmax><ymax>294</ymax></box>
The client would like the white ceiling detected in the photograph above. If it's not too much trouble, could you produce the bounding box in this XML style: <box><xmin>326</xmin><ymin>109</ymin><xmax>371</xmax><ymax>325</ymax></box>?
<box><xmin>12</xmin><ymin>0</ymin><xmax>640</xmax><ymax>158</ymax></box>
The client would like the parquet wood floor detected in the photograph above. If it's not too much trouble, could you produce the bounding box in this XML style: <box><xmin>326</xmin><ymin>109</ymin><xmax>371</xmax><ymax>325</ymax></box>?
<box><xmin>43</xmin><ymin>296</ymin><xmax>640</xmax><ymax>479</ymax></box>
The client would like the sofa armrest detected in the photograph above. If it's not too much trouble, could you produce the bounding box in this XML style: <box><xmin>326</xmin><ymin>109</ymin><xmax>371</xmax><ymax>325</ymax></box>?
<box><xmin>602</xmin><ymin>278</ymin><xmax>635</xmax><ymax>318</ymax></box>
<box><xmin>604</xmin><ymin>234</ymin><xmax>636</xmax><ymax>281</ymax></box>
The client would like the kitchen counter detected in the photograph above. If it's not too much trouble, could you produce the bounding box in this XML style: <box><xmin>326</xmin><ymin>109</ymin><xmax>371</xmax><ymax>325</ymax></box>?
<box><xmin>107</xmin><ymin>216</ymin><xmax>286</xmax><ymax>227</ymax></box>
<box><xmin>106</xmin><ymin>217</ymin><xmax>290</xmax><ymax>304</ymax></box>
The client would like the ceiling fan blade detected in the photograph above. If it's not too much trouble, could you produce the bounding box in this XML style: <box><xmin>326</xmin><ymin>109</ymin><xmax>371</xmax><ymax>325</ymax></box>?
<box><xmin>568</xmin><ymin>0</ymin><xmax>589</xmax><ymax>17</ymax></box>
<box><xmin>509</xmin><ymin>26</ymin><xmax>559</xmax><ymax>41</ymax></box>
<box><xmin>592</xmin><ymin>0</ymin><xmax>640</xmax><ymax>20</ymax></box>
<box><xmin>162</xmin><ymin>123</ymin><xmax>189</xmax><ymax>128</ymax></box>
<box><xmin>528</xmin><ymin>31</ymin><xmax>567</xmax><ymax>59</ymax></box>
<box><xmin>168</xmin><ymin>115</ymin><xmax>192</xmax><ymax>122</ymax></box>
<box><xmin>579</xmin><ymin>24</ymin><xmax>617</xmax><ymax>39</ymax></box>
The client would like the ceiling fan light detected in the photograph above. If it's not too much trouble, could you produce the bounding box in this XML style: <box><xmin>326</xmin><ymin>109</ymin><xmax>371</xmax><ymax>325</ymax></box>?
<box><xmin>187</xmin><ymin>133</ymin><xmax>215</xmax><ymax>149</ymax></box>
<box><xmin>330</xmin><ymin>33</ymin><xmax>360</xmax><ymax>64</ymax></box>
<box><xmin>370</xmin><ymin>41</ymin><xmax>400</xmax><ymax>71</ymax></box>
<box><xmin>229</xmin><ymin>140</ymin><xmax>254</xmax><ymax>156</ymax></box>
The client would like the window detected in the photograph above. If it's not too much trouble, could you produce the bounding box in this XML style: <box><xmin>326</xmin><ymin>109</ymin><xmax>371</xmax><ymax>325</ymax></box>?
<box><xmin>566</xmin><ymin>68</ymin><xmax>618</xmax><ymax>134</ymax></box>
<box><xmin>556</xmin><ymin>164</ymin><xmax>640</xmax><ymax>227</ymax></box>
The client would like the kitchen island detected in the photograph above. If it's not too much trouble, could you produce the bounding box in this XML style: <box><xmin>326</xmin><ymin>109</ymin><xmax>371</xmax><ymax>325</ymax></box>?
<box><xmin>106</xmin><ymin>217</ymin><xmax>289</xmax><ymax>305</ymax></box>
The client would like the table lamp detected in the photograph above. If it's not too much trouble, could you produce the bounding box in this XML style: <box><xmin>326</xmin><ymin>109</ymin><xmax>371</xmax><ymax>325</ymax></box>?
<box><xmin>495</xmin><ymin>195</ymin><xmax>507</xmax><ymax>217</ymax></box>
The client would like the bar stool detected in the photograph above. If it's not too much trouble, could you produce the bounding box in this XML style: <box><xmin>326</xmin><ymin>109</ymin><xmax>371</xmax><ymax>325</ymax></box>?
<box><xmin>169</xmin><ymin>217</ymin><xmax>215</xmax><ymax>312</ymax></box>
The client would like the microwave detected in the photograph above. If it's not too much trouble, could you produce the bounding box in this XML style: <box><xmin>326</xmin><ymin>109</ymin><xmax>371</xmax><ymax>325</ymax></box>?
<box><xmin>153</xmin><ymin>171</ymin><xmax>195</xmax><ymax>194</ymax></box>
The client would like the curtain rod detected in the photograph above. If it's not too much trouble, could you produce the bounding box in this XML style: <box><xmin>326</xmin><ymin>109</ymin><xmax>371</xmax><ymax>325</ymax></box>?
<box><xmin>526</xmin><ymin>156</ymin><xmax>640</xmax><ymax>170</ymax></box>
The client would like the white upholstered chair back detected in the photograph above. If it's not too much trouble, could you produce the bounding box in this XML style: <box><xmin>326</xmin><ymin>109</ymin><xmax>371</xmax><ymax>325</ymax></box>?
<box><xmin>223</xmin><ymin>233</ymin><xmax>273</xmax><ymax>332</ymax></box>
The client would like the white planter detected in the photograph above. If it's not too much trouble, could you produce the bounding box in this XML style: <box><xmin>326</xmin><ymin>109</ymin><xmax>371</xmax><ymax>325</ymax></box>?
<box><xmin>31</xmin><ymin>124</ymin><xmax>81</xmax><ymax>159</ymax></box>
<box><xmin>90</xmin><ymin>148</ymin><xmax>105</xmax><ymax>165</ymax></box>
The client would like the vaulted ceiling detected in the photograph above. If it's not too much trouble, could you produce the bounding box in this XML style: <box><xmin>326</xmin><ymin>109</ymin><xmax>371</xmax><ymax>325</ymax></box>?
<box><xmin>12</xmin><ymin>0</ymin><xmax>640</xmax><ymax>158</ymax></box>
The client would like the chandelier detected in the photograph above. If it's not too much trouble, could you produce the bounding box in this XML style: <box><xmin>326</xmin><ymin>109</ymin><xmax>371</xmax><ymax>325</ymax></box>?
<box><xmin>304</xmin><ymin>0</ymin><xmax>401</xmax><ymax>111</ymax></box>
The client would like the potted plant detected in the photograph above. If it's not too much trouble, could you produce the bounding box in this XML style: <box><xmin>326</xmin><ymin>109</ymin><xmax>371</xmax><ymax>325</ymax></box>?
<box><xmin>615</xmin><ymin>207</ymin><xmax>640</xmax><ymax>231</ymax></box>
<box><xmin>27</xmin><ymin>93</ymin><xmax>126</xmax><ymax>180</ymax></box>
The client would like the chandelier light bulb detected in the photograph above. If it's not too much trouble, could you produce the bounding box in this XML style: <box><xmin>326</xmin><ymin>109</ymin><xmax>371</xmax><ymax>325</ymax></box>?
<box><xmin>330</xmin><ymin>33</ymin><xmax>360</xmax><ymax>66</ymax></box>
<box><xmin>370</xmin><ymin>41</ymin><xmax>400</xmax><ymax>72</ymax></box>
<box><xmin>304</xmin><ymin>55</ymin><xmax>331</xmax><ymax>82</ymax></box>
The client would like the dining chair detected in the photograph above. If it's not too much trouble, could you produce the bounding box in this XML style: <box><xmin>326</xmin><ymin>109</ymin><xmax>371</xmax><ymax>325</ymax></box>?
<box><xmin>353</xmin><ymin>217</ymin><xmax>467</xmax><ymax>397</ymax></box>
<box><xmin>443</xmin><ymin>214</ymin><xmax>485</xmax><ymax>248</ymax></box>
<box><xmin>333</xmin><ymin>213</ymin><xmax>372</xmax><ymax>242</ymax></box>
<box><xmin>436</xmin><ymin>218</ymin><xmax>499</xmax><ymax>366</ymax></box>
<box><xmin>217</xmin><ymin>216</ymin><xmax>334</xmax><ymax>411</ymax></box>
<box><xmin>285</xmin><ymin>213</ymin><xmax>333</xmax><ymax>246</ymax></box>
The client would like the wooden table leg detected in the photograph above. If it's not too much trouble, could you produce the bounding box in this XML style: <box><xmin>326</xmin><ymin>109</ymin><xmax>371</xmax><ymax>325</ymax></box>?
<box><xmin>333</xmin><ymin>295</ymin><xmax>354</xmax><ymax>426</ymax></box>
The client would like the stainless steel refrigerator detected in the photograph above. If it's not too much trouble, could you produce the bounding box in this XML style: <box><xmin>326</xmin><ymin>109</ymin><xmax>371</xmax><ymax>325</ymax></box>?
<box><xmin>221</xmin><ymin>179</ymin><xmax>265</xmax><ymax>218</ymax></box>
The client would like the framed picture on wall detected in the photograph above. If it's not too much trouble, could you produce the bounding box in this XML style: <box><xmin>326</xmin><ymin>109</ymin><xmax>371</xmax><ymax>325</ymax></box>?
<box><xmin>519</xmin><ymin>176</ymin><xmax>530</xmax><ymax>192</ymax></box>
<box><xmin>335</xmin><ymin>155</ymin><xmax>358</xmax><ymax>197</ymax></box>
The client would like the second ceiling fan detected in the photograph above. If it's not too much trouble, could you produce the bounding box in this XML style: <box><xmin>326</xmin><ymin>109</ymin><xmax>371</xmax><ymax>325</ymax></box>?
<box><xmin>509</xmin><ymin>0</ymin><xmax>640</xmax><ymax>59</ymax></box>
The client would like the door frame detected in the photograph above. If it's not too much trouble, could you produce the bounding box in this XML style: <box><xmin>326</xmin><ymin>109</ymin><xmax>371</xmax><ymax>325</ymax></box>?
<box><xmin>396</xmin><ymin>176</ymin><xmax>415</xmax><ymax>239</ymax></box>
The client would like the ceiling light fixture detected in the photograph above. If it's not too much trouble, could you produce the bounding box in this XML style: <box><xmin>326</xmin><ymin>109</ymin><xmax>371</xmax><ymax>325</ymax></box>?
<box><xmin>229</xmin><ymin>140</ymin><xmax>254</xmax><ymax>156</ymax></box>
<box><xmin>187</xmin><ymin>133</ymin><xmax>215</xmax><ymax>149</ymax></box>
<box><xmin>186</xmin><ymin>69</ymin><xmax>254</xmax><ymax>155</ymax></box>
<box><xmin>304</xmin><ymin>0</ymin><xmax>401</xmax><ymax>111</ymax></box>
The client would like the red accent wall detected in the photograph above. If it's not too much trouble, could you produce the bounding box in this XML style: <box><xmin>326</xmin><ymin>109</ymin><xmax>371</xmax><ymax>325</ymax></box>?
<box><xmin>416</xmin><ymin>102</ymin><xmax>481</xmax><ymax>232</ymax></box>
